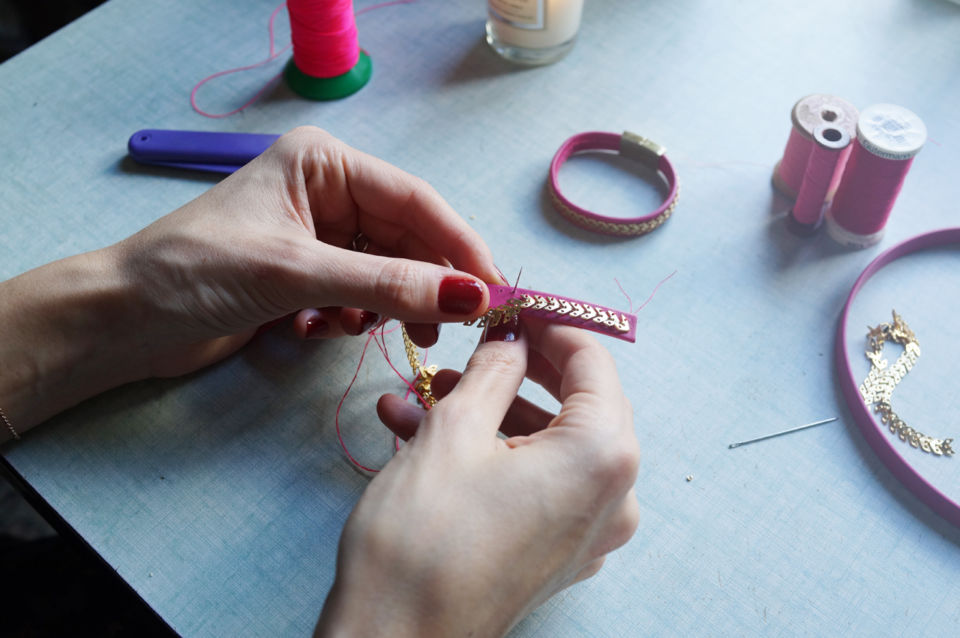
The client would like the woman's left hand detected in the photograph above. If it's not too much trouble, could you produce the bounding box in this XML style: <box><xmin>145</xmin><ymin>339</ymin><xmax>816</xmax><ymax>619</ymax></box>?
<box><xmin>114</xmin><ymin>126</ymin><xmax>502</xmax><ymax>378</ymax></box>
<box><xmin>0</xmin><ymin>127</ymin><xmax>501</xmax><ymax>434</ymax></box>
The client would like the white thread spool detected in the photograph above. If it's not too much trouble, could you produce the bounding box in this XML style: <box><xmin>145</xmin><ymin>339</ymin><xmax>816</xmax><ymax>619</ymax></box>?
<box><xmin>826</xmin><ymin>104</ymin><xmax>926</xmax><ymax>248</ymax></box>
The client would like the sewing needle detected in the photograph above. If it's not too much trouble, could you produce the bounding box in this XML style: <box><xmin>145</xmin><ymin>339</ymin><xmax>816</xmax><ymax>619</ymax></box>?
<box><xmin>511</xmin><ymin>267</ymin><xmax>523</xmax><ymax>294</ymax></box>
<box><xmin>728</xmin><ymin>417</ymin><xmax>838</xmax><ymax>449</ymax></box>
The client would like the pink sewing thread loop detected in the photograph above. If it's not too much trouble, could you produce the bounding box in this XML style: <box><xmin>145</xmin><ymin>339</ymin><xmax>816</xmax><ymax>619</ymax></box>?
<box><xmin>827</xmin><ymin>104</ymin><xmax>927</xmax><ymax>248</ymax></box>
<box><xmin>189</xmin><ymin>1</ymin><xmax>291</xmax><ymax>119</ymax></box>
<box><xmin>548</xmin><ymin>131</ymin><xmax>679</xmax><ymax>237</ymax></box>
<box><xmin>772</xmin><ymin>94</ymin><xmax>858</xmax><ymax>200</ymax></box>
<box><xmin>336</xmin><ymin>320</ymin><xmax>417</xmax><ymax>474</ymax></box>
<box><xmin>836</xmin><ymin>227</ymin><xmax>960</xmax><ymax>529</ymax></box>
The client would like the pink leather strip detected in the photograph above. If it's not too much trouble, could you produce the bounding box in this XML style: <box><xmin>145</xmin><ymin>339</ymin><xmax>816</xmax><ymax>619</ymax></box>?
<box><xmin>487</xmin><ymin>285</ymin><xmax>637</xmax><ymax>343</ymax></box>
<box><xmin>836</xmin><ymin>227</ymin><xmax>960</xmax><ymax>528</ymax></box>
<box><xmin>548</xmin><ymin>131</ymin><xmax>679</xmax><ymax>236</ymax></box>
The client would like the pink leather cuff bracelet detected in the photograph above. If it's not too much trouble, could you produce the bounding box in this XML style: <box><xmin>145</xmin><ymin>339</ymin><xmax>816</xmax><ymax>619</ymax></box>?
<box><xmin>548</xmin><ymin>131</ymin><xmax>680</xmax><ymax>237</ymax></box>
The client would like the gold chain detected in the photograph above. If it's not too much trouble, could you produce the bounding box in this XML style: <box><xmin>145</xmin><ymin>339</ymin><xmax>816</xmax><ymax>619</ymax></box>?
<box><xmin>858</xmin><ymin>311</ymin><xmax>953</xmax><ymax>456</ymax></box>
<box><xmin>401</xmin><ymin>324</ymin><xmax>438</xmax><ymax>407</ymax></box>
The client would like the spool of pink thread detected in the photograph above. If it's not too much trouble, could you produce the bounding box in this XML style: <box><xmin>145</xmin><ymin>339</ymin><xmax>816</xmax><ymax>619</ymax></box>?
<box><xmin>285</xmin><ymin>0</ymin><xmax>372</xmax><ymax>100</ymax></box>
<box><xmin>772</xmin><ymin>94</ymin><xmax>858</xmax><ymax>200</ymax></box>
<box><xmin>826</xmin><ymin>104</ymin><xmax>927</xmax><ymax>248</ymax></box>
<box><xmin>788</xmin><ymin>125</ymin><xmax>851</xmax><ymax>235</ymax></box>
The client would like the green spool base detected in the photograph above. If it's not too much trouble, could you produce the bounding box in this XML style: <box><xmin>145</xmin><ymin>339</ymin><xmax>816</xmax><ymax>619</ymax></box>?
<box><xmin>284</xmin><ymin>51</ymin><xmax>372</xmax><ymax>101</ymax></box>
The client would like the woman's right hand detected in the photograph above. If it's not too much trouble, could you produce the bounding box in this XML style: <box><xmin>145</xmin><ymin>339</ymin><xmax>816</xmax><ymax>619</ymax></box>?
<box><xmin>317</xmin><ymin>318</ymin><xmax>641</xmax><ymax>637</ymax></box>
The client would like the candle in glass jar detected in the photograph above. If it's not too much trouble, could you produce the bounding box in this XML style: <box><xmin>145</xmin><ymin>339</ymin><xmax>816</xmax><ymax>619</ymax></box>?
<box><xmin>486</xmin><ymin>0</ymin><xmax>585</xmax><ymax>65</ymax></box>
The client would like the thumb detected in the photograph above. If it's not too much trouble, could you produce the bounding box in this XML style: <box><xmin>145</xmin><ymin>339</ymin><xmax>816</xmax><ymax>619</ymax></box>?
<box><xmin>290</xmin><ymin>245</ymin><xmax>491</xmax><ymax>323</ymax></box>
<box><xmin>421</xmin><ymin>315</ymin><xmax>527</xmax><ymax>444</ymax></box>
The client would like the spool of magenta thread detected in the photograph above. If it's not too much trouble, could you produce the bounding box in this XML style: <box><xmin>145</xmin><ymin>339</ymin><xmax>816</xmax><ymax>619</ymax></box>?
<box><xmin>773</xmin><ymin>94</ymin><xmax>858</xmax><ymax>200</ymax></box>
<box><xmin>826</xmin><ymin>104</ymin><xmax>927</xmax><ymax>248</ymax></box>
<box><xmin>788</xmin><ymin>125</ymin><xmax>851</xmax><ymax>235</ymax></box>
<box><xmin>285</xmin><ymin>0</ymin><xmax>372</xmax><ymax>100</ymax></box>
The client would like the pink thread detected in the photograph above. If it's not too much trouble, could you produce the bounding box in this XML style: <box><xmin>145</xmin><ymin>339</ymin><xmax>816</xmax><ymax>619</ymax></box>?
<box><xmin>790</xmin><ymin>125</ymin><xmax>851</xmax><ymax>230</ymax></box>
<box><xmin>335</xmin><ymin>319</ymin><xmax>429</xmax><ymax>473</ymax></box>
<box><xmin>828</xmin><ymin>104</ymin><xmax>926</xmax><ymax>243</ymax></box>
<box><xmin>828</xmin><ymin>139</ymin><xmax>917</xmax><ymax>236</ymax></box>
<box><xmin>190</xmin><ymin>1</ymin><xmax>290</xmax><ymax>118</ymax></box>
<box><xmin>614</xmin><ymin>278</ymin><xmax>634</xmax><ymax>313</ymax></box>
<box><xmin>775</xmin><ymin>127</ymin><xmax>814</xmax><ymax>198</ymax></box>
<box><xmin>635</xmin><ymin>270</ymin><xmax>677</xmax><ymax>312</ymax></box>
<box><xmin>773</xmin><ymin>95</ymin><xmax>858</xmax><ymax>200</ymax></box>
<box><xmin>191</xmin><ymin>0</ymin><xmax>416</xmax><ymax>118</ymax></box>
<box><xmin>614</xmin><ymin>271</ymin><xmax>676</xmax><ymax>314</ymax></box>
<box><xmin>289</xmin><ymin>0</ymin><xmax>360</xmax><ymax>78</ymax></box>
<box><xmin>335</xmin><ymin>327</ymin><xmax>383</xmax><ymax>473</ymax></box>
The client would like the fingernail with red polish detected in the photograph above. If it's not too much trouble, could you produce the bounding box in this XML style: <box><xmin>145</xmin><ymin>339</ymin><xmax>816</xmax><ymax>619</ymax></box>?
<box><xmin>483</xmin><ymin>315</ymin><xmax>521</xmax><ymax>343</ymax></box>
<box><xmin>359</xmin><ymin>311</ymin><xmax>380</xmax><ymax>334</ymax></box>
<box><xmin>305</xmin><ymin>318</ymin><xmax>330</xmax><ymax>339</ymax></box>
<box><xmin>438</xmin><ymin>276</ymin><xmax>485</xmax><ymax>315</ymax></box>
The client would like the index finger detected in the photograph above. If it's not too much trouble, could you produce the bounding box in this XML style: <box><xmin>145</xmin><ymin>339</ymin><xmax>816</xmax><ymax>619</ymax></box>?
<box><xmin>523</xmin><ymin>318</ymin><xmax>628</xmax><ymax>415</ymax></box>
<box><xmin>285</xmin><ymin>127</ymin><xmax>501</xmax><ymax>285</ymax></box>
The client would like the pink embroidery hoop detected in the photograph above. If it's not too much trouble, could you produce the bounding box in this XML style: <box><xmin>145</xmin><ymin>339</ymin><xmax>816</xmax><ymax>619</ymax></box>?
<box><xmin>836</xmin><ymin>227</ymin><xmax>960</xmax><ymax>528</ymax></box>
<box><xmin>548</xmin><ymin>131</ymin><xmax>679</xmax><ymax>236</ymax></box>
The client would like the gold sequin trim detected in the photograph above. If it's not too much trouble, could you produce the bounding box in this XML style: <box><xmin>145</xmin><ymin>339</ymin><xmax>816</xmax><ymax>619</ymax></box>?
<box><xmin>466</xmin><ymin>294</ymin><xmax>631</xmax><ymax>334</ymax></box>
<box><xmin>858</xmin><ymin>311</ymin><xmax>953</xmax><ymax>456</ymax></box>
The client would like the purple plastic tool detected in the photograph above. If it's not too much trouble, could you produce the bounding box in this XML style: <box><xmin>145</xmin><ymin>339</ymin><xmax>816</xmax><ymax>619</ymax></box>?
<box><xmin>127</xmin><ymin>129</ymin><xmax>280</xmax><ymax>173</ymax></box>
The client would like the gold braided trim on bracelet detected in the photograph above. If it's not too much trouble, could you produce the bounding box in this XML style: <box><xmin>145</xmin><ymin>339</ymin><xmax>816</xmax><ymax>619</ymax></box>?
<box><xmin>858</xmin><ymin>311</ymin><xmax>953</xmax><ymax>456</ymax></box>
<box><xmin>548</xmin><ymin>181</ymin><xmax>680</xmax><ymax>237</ymax></box>
<box><xmin>464</xmin><ymin>294</ymin><xmax>631</xmax><ymax>334</ymax></box>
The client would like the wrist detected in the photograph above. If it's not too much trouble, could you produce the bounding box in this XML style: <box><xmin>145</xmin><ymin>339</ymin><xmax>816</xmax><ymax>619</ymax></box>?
<box><xmin>315</xmin><ymin>578</ymin><xmax>431</xmax><ymax>638</ymax></box>
<box><xmin>315</xmin><ymin>568</ymin><xmax>514</xmax><ymax>638</ymax></box>
<box><xmin>0</xmin><ymin>244</ymin><xmax>146</xmax><ymax>436</ymax></box>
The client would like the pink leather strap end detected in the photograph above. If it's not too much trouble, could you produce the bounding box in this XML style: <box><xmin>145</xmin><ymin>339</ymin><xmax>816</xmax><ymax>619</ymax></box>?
<box><xmin>485</xmin><ymin>285</ymin><xmax>637</xmax><ymax>343</ymax></box>
<box><xmin>548</xmin><ymin>131</ymin><xmax>679</xmax><ymax>237</ymax></box>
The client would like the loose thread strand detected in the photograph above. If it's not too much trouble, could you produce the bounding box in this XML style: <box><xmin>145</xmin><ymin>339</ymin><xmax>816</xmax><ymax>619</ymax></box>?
<box><xmin>613</xmin><ymin>278</ymin><xmax>634</xmax><ymax>313</ymax></box>
<box><xmin>633</xmin><ymin>270</ymin><xmax>678</xmax><ymax>313</ymax></box>
<box><xmin>334</xmin><ymin>327</ymin><xmax>382</xmax><ymax>473</ymax></box>
<box><xmin>335</xmin><ymin>319</ymin><xmax>428</xmax><ymax>473</ymax></box>
<box><xmin>190</xmin><ymin>1</ymin><xmax>290</xmax><ymax>118</ymax></box>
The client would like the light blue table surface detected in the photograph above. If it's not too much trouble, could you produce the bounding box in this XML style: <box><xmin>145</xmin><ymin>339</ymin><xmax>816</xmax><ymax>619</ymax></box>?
<box><xmin>2</xmin><ymin>0</ymin><xmax>960</xmax><ymax>635</ymax></box>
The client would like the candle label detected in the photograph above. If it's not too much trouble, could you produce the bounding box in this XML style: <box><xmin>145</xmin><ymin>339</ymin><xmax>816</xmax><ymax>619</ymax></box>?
<box><xmin>489</xmin><ymin>0</ymin><xmax>545</xmax><ymax>30</ymax></box>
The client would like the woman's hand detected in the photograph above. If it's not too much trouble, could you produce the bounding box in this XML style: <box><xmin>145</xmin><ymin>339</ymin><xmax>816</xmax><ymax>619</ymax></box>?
<box><xmin>0</xmin><ymin>127</ymin><xmax>501</xmax><ymax>435</ymax></box>
<box><xmin>316</xmin><ymin>319</ymin><xmax>641</xmax><ymax>637</ymax></box>
<box><xmin>115</xmin><ymin>126</ymin><xmax>501</xmax><ymax>378</ymax></box>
